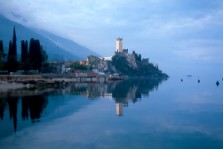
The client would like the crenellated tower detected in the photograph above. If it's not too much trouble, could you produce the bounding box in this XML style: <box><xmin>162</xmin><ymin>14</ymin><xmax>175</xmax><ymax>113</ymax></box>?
<box><xmin>115</xmin><ymin>37</ymin><xmax>123</xmax><ymax>53</ymax></box>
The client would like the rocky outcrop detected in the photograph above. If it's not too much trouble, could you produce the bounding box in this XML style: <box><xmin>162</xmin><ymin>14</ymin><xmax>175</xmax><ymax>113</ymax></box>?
<box><xmin>111</xmin><ymin>52</ymin><xmax>168</xmax><ymax>78</ymax></box>
<box><xmin>86</xmin><ymin>52</ymin><xmax>168</xmax><ymax>78</ymax></box>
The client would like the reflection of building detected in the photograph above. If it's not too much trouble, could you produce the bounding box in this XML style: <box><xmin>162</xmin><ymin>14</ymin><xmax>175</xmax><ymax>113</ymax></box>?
<box><xmin>116</xmin><ymin>102</ymin><xmax>123</xmax><ymax>116</ymax></box>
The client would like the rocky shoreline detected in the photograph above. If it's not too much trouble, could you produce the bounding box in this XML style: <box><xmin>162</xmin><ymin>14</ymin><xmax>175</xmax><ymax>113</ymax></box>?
<box><xmin>0</xmin><ymin>74</ymin><xmax>121</xmax><ymax>91</ymax></box>
<box><xmin>0</xmin><ymin>81</ymin><xmax>28</xmax><ymax>91</ymax></box>
<box><xmin>0</xmin><ymin>74</ymin><xmax>126</xmax><ymax>88</ymax></box>
<box><xmin>0</xmin><ymin>74</ymin><xmax>167</xmax><ymax>92</ymax></box>
<box><xmin>0</xmin><ymin>75</ymin><xmax>57</xmax><ymax>91</ymax></box>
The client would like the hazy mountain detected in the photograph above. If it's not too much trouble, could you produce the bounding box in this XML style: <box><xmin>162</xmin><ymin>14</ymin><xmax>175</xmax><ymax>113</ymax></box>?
<box><xmin>34</xmin><ymin>29</ymin><xmax>99</xmax><ymax>59</ymax></box>
<box><xmin>0</xmin><ymin>15</ymin><xmax>98</xmax><ymax>61</ymax></box>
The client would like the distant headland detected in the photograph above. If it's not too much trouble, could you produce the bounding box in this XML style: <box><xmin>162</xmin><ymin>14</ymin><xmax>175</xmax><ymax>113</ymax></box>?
<box><xmin>86</xmin><ymin>37</ymin><xmax>168</xmax><ymax>79</ymax></box>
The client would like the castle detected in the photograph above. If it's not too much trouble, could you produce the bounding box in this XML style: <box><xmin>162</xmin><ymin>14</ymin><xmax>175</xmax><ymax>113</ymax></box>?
<box><xmin>116</xmin><ymin>37</ymin><xmax>123</xmax><ymax>53</ymax></box>
<box><xmin>115</xmin><ymin>37</ymin><xmax>128</xmax><ymax>54</ymax></box>
<box><xmin>102</xmin><ymin>37</ymin><xmax>129</xmax><ymax>61</ymax></box>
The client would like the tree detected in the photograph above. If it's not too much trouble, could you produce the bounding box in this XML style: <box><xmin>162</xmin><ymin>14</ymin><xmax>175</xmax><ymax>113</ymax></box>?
<box><xmin>29</xmin><ymin>39</ymin><xmax>48</xmax><ymax>72</ymax></box>
<box><xmin>0</xmin><ymin>54</ymin><xmax>2</xmax><ymax>69</ymax></box>
<box><xmin>12</xmin><ymin>27</ymin><xmax>17</xmax><ymax>56</ymax></box>
<box><xmin>0</xmin><ymin>40</ymin><xmax>3</xmax><ymax>69</ymax></box>
<box><xmin>112</xmin><ymin>54</ymin><xmax>136</xmax><ymax>75</ymax></box>
<box><xmin>71</xmin><ymin>62</ymin><xmax>87</xmax><ymax>70</ymax></box>
<box><xmin>7</xmin><ymin>42</ymin><xmax>18</xmax><ymax>72</ymax></box>
<box><xmin>138</xmin><ymin>54</ymin><xmax>142</xmax><ymax>62</ymax></box>
<box><xmin>7</xmin><ymin>27</ymin><xmax>18</xmax><ymax>72</ymax></box>
<box><xmin>39</xmin><ymin>46</ymin><xmax>49</xmax><ymax>72</ymax></box>
<box><xmin>132</xmin><ymin>51</ymin><xmax>141</xmax><ymax>62</ymax></box>
<box><xmin>21</xmin><ymin>40</ymin><xmax>29</xmax><ymax>71</ymax></box>
<box><xmin>40</xmin><ymin>46</ymin><xmax>48</xmax><ymax>64</ymax></box>
<box><xmin>29</xmin><ymin>38</ymin><xmax>42</xmax><ymax>71</ymax></box>
<box><xmin>132</xmin><ymin>51</ymin><xmax>136</xmax><ymax>55</ymax></box>
<box><xmin>0</xmin><ymin>40</ymin><xmax>3</xmax><ymax>54</ymax></box>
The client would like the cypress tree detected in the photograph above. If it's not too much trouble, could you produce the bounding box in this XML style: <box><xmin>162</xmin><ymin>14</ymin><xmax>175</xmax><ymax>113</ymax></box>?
<box><xmin>12</xmin><ymin>27</ymin><xmax>17</xmax><ymax>56</ymax></box>
<box><xmin>7</xmin><ymin>41</ymin><xmax>14</xmax><ymax>71</ymax></box>
<box><xmin>29</xmin><ymin>38</ymin><xmax>41</xmax><ymax>71</ymax></box>
<box><xmin>0</xmin><ymin>40</ymin><xmax>3</xmax><ymax>69</ymax></box>
<box><xmin>21</xmin><ymin>40</ymin><xmax>29</xmax><ymax>71</ymax></box>
<box><xmin>0</xmin><ymin>40</ymin><xmax>3</xmax><ymax>54</ymax></box>
<box><xmin>7</xmin><ymin>27</ymin><xmax>18</xmax><ymax>72</ymax></box>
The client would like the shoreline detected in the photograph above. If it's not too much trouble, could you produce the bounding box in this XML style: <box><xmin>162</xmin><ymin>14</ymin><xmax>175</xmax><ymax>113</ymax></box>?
<box><xmin>0</xmin><ymin>74</ymin><xmax>168</xmax><ymax>91</ymax></box>
<box><xmin>0</xmin><ymin>74</ymin><xmax>120</xmax><ymax>91</ymax></box>
<box><xmin>0</xmin><ymin>81</ymin><xmax>27</xmax><ymax>91</ymax></box>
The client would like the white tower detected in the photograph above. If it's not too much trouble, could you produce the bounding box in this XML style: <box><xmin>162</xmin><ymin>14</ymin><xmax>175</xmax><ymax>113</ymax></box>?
<box><xmin>116</xmin><ymin>37</ymin><xmax>123</xmax><ymax>53</ymax></box>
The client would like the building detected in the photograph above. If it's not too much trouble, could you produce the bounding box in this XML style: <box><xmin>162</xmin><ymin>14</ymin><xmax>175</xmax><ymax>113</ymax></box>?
<box><xmin>47</xmin><ymin>62</ymin><xmax>65</xmax><ymax>74</ymax></box>
<box><xmin>116</xmin><ymin>37</ymin><xmax>123</xmax><ymax>53</ymax></box>
<box><xmin>86</xmin><ymin>55</ymin><xmax>101</xmax><ymax>67</ymax></box>
<box><xmin>102</xmin><ymin>56</ymin><xmax>112</xmax><ymax>61</ymax></box>
<box><xmin>73</xmin><ymin>70</ymin><xmax>98</xmax><ymax>77</ymax></box>
<box><xmin>79</xmin><ymin>60</ymin><xmax>87</xmax><ymax>65</ymax></box>
<box><xmin>123</xmin><ymin>49</ymin><xmax>128</xmax><ymax>54</ymax></box>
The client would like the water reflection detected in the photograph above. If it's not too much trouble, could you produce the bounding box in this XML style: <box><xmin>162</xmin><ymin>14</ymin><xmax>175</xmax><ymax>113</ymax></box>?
<box><xmin>0</xmin><ymin>78</ymin><xmax>165</xmax><ymax>136</ymax></box>
<box><xmin>7</xmin><ymin>97</ymin><xmax>18</xmax><ymax>132</ymax></box>
<box><xmin>68</xmin><ymin>78</ymin><xmax>165</xmax><ymax>116</ymax></box>
<box><xmin>21</xmin><ymin>96</ymin><xmax>47</xmax><ymax>122</ymax></box>
<box><xmin>1</xmin><ymin>77</ymin><xmax>223</xmax><ymax>149</ymax></box>
<box><xmin>0</xmin><ymin>95</ymin><xmax>48</xmax><ymax>133</ymax></box>
<box><xmin>112</xmin><ymin>79</ymin><xmax>163</xmax><ymax>116</ymax></box>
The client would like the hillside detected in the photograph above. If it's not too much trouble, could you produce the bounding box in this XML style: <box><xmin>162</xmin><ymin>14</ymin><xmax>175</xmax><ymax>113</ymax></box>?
<box><xmin>34</xmin><ymin>30</ymin><xmax>99</xmax><ymax>59</ymax></box>
<box><xmin>112</xmin><ymin>52</ymin><xmax>168</xmax><ymax>78</ymax></box>
<box><xmin>87</xmin><ymin>52</ymin><xmax>168</xmax><ymax>78</ymax></box>
<box><xmin>111</xmin><ymin>52</ymin><xmax>168</xmax><ymax>78</ymax></box>
<box><xmin>0</xmin><ymin>15</ymin><xmax>98</xmax><ymax>60</ymax></box>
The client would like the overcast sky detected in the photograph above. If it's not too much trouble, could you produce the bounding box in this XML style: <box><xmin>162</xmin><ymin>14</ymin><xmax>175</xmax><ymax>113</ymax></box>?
<box><xmin>0</xmin><ymin>0</ymin><xmax>223</xmax><ymax>76</ymax></box>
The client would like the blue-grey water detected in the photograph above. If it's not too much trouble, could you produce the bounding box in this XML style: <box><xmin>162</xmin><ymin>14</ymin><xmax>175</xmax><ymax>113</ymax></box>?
<box><xmin>0</xmin><ymin>76</ymin><xmax>223</xmax><ymax>149</ymax></box>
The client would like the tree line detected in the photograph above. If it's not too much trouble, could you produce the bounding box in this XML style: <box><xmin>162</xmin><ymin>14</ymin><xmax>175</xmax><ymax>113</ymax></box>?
<box><xmin>0</xmin><ymin>27</ymin><xmax>48</xmax><ymax>73</ymax></box>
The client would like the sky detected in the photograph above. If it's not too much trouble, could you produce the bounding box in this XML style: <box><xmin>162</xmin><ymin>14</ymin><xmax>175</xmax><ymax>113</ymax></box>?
<box><xmin>0</xmin><ymin>0</ymin><xmax>223</xmax><ymax>77</ymax></box>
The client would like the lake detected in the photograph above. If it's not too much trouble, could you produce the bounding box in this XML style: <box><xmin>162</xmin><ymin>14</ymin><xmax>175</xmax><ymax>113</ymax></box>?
<box><xmin>0</xmin><ymin>76</ymin><xmax>223</xmax><ymax>149</ymax></box>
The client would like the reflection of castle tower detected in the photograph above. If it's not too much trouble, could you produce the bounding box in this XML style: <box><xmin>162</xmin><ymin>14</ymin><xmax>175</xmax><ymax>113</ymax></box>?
<box><xmin>116</xmin><ymin>102</ymin><xmax>123</xmax><ymax>116</ymax></box>
<box><xmin>116</xmin><ymin>37</ymin><xmax>123</xmax><ymax>53</ymax></box>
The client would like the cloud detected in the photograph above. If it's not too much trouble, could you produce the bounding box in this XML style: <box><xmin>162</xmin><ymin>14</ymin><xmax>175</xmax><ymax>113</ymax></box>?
<box><xmin>173</xmin><ymin>39</ymin><xmax>223</xmax><ymax>63</ymax></box>
<box><xmin>1</xmin><ymin>0</ymin><xmax>222</xmax><ymax>38</ymax></box>
<box><xmin>1</xmin><ymin>0</ymin><xmax>223</xmax><ymax>75</ymax></box>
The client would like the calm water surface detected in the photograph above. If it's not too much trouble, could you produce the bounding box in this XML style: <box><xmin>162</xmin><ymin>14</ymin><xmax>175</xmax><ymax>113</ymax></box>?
<box><xmin>0</xmin><ymin>76</ymin><xmax>223</xmax><ymax>149</ymax></box>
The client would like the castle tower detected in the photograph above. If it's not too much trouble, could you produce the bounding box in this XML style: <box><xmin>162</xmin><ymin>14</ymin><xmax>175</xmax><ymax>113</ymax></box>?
<box><xmin>116</xmin><ymin>37</ymin><xmax>123</xmax><ymax>53</ymax></box>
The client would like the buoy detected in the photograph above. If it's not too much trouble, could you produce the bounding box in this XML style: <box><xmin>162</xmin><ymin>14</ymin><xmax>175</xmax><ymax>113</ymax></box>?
<box><xmin>216</xmin><ymin>81</ymin><xmax>220</xmax><ymax>86</ymax></box>
<box><xmin>198</xmin><ymin>79</ymin><xmax>200</xmax><ymax>83</ymax></box>
<box><xmin>181</xmin><ymin>79</ymin><xmax>183</xmax><ymax>82</ymax></box>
